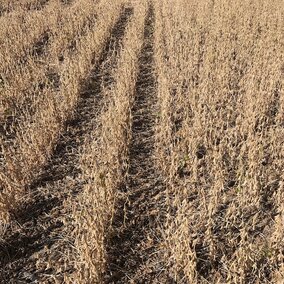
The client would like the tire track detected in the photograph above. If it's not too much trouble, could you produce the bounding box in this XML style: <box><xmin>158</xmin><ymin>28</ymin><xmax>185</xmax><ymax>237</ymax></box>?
<box><xmin>105</xmin><ymin>4</ymin><xmax>166</xmax><ymax>283</ymax></box>
<box><xmin>0</xmin><ymin>7</ymin><xmax>133</xmax><ymax>283</ymax></box>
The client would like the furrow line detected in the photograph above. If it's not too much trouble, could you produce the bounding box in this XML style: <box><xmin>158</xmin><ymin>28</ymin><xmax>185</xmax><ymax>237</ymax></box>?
<box><xmin>0</xmin><ymin>6</ymin><xmax>133</xmax><ymax>283</ymax></box>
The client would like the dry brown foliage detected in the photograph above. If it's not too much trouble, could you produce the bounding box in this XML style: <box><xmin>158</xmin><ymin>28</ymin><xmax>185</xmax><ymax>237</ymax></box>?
<box><xmin>153</xmin><ymin>0</ymin><xmax>283</xmax><ymax>282</ymax></box>
<box><xmin>0</xmin><ymin>0</ymin><xmax>283</xmax><ymax>283</ymax></box>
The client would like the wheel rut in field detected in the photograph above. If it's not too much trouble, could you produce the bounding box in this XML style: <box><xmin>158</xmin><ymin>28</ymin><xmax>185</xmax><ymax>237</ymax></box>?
<box><xmin>105</xmin><ymin>4</ymin><xmax>166</xmax><ymax>283</ymax></box>
<box><xmin>0</xmin><ymin>7</ymin><xmax>133</xmax><ymax>283</ymax></box>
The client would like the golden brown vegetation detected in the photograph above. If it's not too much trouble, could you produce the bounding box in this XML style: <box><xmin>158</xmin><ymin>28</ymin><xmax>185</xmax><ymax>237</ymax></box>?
<box><xmin>0</xmin><ymin>0</ymin><xmax>50</xmax><ymax>15</ymax></box>
<box><xmin>0</xmin><ymin>0</ymin><xmax>123</xmax><ymax>220</ymax></box>
<box><xmin>154</xmin><ymin>0</ymin><xmax>284</xmax><ymax>282</ymax></box>
<box><xmin>0</xmin><ymin>0</ymin><xmax>283</xmax><ymax>283</ymax></box>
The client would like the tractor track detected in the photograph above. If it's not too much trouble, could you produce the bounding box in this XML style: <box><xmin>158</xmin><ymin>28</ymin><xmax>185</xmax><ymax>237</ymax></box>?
<box><xmin>105</xmin><ymin>4</ymin><xmax>167</xmax><ymax>283</ymax></box>
<box><xmin>0</xmin><ymin>7</ymin><xmax>133</xmax><ymax>283</ymax></box>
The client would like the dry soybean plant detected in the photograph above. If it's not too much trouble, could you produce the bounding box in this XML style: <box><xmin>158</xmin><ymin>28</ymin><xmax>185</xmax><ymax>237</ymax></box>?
<box><xmin>0</xmin><ymin>0</ymin><xmax>283</xmax><ymax>283</ymax></box>
<box><xmin>153</xmin><ymin>0</ymin><xmax>284</xmax><ymax>282</ymax></box>
<box><xmin>0</xmin><ymin>0</ymin><xmax>125</xmax><ymax>221</ymax></box>
<box><xmin>67</xmin><ymin>2</ymin><xmax>147</xmax><ymax>282</ymax></box>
